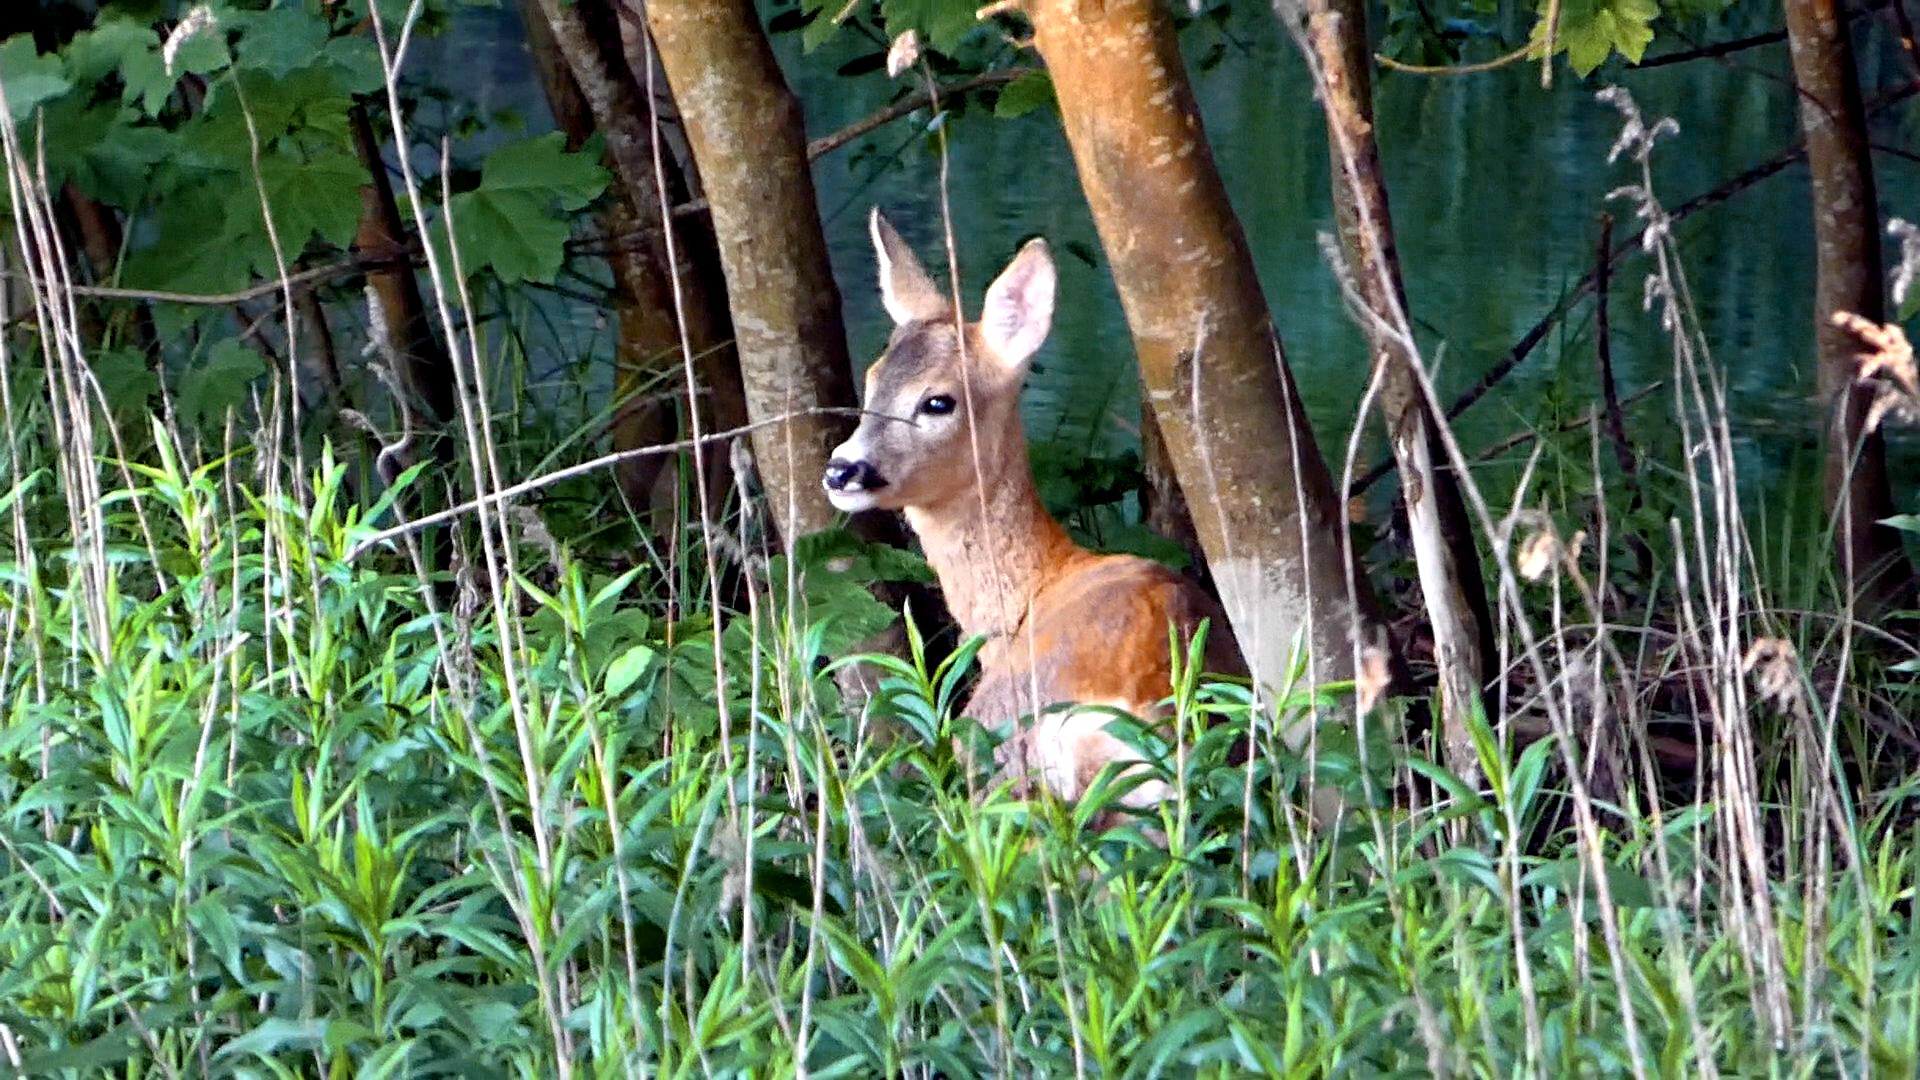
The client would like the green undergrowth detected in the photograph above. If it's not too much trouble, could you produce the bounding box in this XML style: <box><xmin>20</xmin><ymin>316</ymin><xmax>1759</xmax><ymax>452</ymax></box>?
<box><xmin>1</xmin><ymin>429</ymin><xmax>1918</xmax><ymax>1079</ymax></box>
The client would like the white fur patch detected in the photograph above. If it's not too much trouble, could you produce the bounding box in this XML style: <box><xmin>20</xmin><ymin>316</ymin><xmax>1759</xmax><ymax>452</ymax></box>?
<box><xmin>1026</xmin><ymin>699</ymin><xmax>1169</xmax><ymax>808</ymax></box>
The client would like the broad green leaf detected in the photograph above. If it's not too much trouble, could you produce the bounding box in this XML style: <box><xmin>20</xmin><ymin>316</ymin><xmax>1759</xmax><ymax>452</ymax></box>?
<box><xmin>880</xmin><ymin>0</ymin><xmax>980</xmax><ymax>54</ymax></box>
<box><xmin>442</xmin><ymin>188</ymin><xmax>573</xmax><ymax>285</ymax></box>
<box><xmin>233</xmin><ymin>5</ymin><xmax>334</xmax><ymax>78</ymax></box>
<box><xmin>322</xmin><ymin>34</ymin><xmax>387</xmax><ymax>95</ymax></box>
<box><xmin>479</xmin><ymin>132</ymin><xmax>612</xmax><ymax>212</ymax></box>
<box><xmin>1</xmin><ymin>35</ymin><xmax>72</xmax><ymax>121</ymax></box>
<box><xmin>177</xmin><ymin>340</ymin><xmax>268</xmax><ymax>426</ymax></box>
<box><xmin>605</xmin><ymin>644</ymin><xmax>657</xmax><ymax>699</ymax></box>
<box><xmin>168</xmin><ymin>20</ymin><xmax>232</xmax><ymax>78</ymax></box>
<box><xmin>994</xmin><ymin>70</ymin><xmax>1055</xmax><ymax>120</ymax></box>
<box><xmin>93</xmin><ymin>349</ymin><xmax>160</xmax><ymax>418</ymax></box>
<box><xmin>122</xmin><ymin>183</ymin><xmax>266</xmax><ymax>294</ymax></box>
<box><xmin>1883</xmin><ymin>514</ymin><xmax>1920</xmax><ymax>534</ymax></box>
<box><xmin>1530</xmin><ymin>0</ymin><xmax>1658</xmax><ymax>76</ymax></box>
<box><xmin>433</xmin><ymin>135</ymin><xmax>608</xmax><ymax>284</ymax></box>
<box><xmin>258</xmin><ymin>150</ymin><xmax>368</xmax><ymax>251</ymax></box>
<box><xmin>64</xmin><ymin>18</ymin><xmax>174</xmax><ymax>117</ymax></box>
<box><xmin>42</xmin><ymin>100</ymin><xmax>174</xmax><ymax>207</ymax></box>
<box><xmin>800</xmin><ymin>0</ymin><xmax>845</xmax><ymax>53</ymax></box>
<box><xmin>195</xmin><ymin>68</ymin><xmax>355</xmax><ymax>156</ymax></box>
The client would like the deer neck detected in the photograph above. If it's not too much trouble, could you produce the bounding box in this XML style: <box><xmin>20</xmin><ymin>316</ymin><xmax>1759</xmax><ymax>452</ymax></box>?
<box><xmin>906</xmin><ymin>453</ymin><xmax>1079</xmax><ymax>642</ymax></box>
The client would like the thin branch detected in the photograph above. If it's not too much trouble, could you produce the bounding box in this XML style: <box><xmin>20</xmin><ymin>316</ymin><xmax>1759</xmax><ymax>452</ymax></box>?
<box><xmin>806</xmin><ymin>68</ymin><xmax>1029</xmax><ymax>160</ymax></box>
<box><xmin>1632</xmin><ymin>27</ymin><xmax>1787</xmax><ymax>68</ymax></box>
<box><xmin>1376</xmin><ymin>41</ymin><xmax>1535</xmax><ymax>75</ymax></box>
<box><xmin>343</xmin><ymin>406</ymin><xmax>862</xmax><ymax>559</ymax></box>
<box><xmin>669</xmin><ymin>68</ymin><xmax>1032</xmax><ymax>220</ymax></box>
<box><xmin>4</xmin><ymin>258</ymin><xmax>358</xmax><ymax>306</ymax></box>
<box><xmin>1352</xmin><ymin>75</ymin><xmax>1920</xmax><ymax>494</ymax></box>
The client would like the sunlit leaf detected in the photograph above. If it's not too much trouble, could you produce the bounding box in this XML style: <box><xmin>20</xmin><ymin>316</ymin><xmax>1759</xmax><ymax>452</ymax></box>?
<box><xmin>1</xmin><ymin>34</ymin><xmax>73</xmax><ymax>121</ymax></box>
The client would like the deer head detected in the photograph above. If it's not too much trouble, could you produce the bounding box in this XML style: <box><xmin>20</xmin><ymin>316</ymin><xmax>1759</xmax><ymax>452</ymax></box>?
<box><xmin>822</xmin><ymin>209</ymin><xmax>1057</xmax><ymax>516</ymax></box>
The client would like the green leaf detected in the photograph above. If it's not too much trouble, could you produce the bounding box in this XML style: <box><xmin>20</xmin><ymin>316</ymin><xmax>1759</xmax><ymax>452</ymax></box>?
<box><xmin>1881</xmin><ymin>514</ymin><xmax>1920</xmax><ymax>534</ymax></box>
<box><xmin>123</xmin><ymin>183</ymin><xmax>265</xmax><ymax>294</ymax></box>
<box><xmin>177</xmin><ymin>340</ymin><xmax>268</xmax><ymax>427</ymax></box>
<box><xmin>880</xmin><ymin>0</ymin><xmax>980</xmax><ymax>54</ymax></box>
<box><xmin>479</xmin><ymin>132</ymin><xmax>612</xmax><ymax>212</ymax></box>
<box><xmin>64</xmin><ymin>18</ymin><xmax>174</xmax><ymax>117</ymax></box>
<box><xmin>442</xmin><ymin>188</ymin><xmax>572</xmax><ymax>286</ymax></box>
<box><xmin>433</xmin><ymin>135</ymin><xmax>609</xmax><ymax>284</ymax></box>
<box><xmin>322</xmin><ymin>35</ymin><xmax>387</xmax><ymax>95</ymax></box>
<box><xmin>800</xmin><ymin>0</ymin><xmax>845</xmax><ymax>53</ymax></box>
<box><xmin>93</xmin><ymin>349</ymin><xmax>160</xmax><ymax>418</ymax></box>
<box><xmin>258</xmin><ymin>150</ymin><xmax>368</xmax><ymax>252</ymax></box>
<box><xmin>233</xmin><ymin>5</ymin><xmax>334</xmax><ymax>78</ymax></box>
<box><xmin>42</xmin><ymin>101</ymin><xmax>174</xmax><ymax>207</ymax></box>
<box><xmin>1530</xmin><ymin>0</ymin><xmax>1657</xmax><ymax>76</ymax></box>
<box><xmin>1</xmin><ymin>35</ymin><xmax>72</xmax><ymax>121</ymax></box>
<box><xmin>993</xmin><ymin>71</ymin><xmax>1054</xmax><ymax>120</ymax></box>
<box><xmin>604</xmin><ymin>644</ymin><xmax>657</xmax><ymax>699</ymax></box>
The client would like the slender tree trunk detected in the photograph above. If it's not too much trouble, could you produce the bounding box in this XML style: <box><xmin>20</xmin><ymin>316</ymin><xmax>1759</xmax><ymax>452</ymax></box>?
<box><xmin>1139</xmin><ymin>387</ymin><xmax>1214</xmax><ymax>592</ymax></box>
<box><xmin>1300</xmin><ymin>0</ymin><xmax>1493</xmax><ymax>770</ymax></box>
<box><xmin>519</xmin><ymin>4</ymin><xmax>680</xmax><ymax>514</ymax></box>
<box><xmin>349</xmin><ymin>102</ymin><xmax>455</xmax><ymax>426</ymax></box>
<box><xmin>643</xmin><ymin>0</ymin><xmax>948</xmax><ymax>708</ymax></box>
<box><xmin>1024</xmin><ymin>0</ymin><xmax>1396</xmax><ymax>712</ymax></box>
<box><xmin>521</xmin><ymin>0</ymin><xmax>747</xmax><ymax>518</ymax></box>
<box><xmin>643</xmin><ymin>0</ymin><xmax>865</xmax><ymax>542</ymax></box>
<box><xmin>1783</xmin><ymin>0</ymin><xmax>1914</xmax><ymax>608</ymax></box>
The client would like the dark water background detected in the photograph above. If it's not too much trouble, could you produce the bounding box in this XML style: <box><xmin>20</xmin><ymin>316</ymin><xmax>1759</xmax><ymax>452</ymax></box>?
<box><xmin>418</xmin><ymin>4</ymin><xmax>1920</xmax><ymax>520</ymax></box>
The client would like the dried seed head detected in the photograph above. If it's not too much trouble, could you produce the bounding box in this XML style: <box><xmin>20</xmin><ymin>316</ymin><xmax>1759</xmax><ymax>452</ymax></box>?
<box><xmin>511</xmin><ymin>505</ymin><xmax>562</xmax><ymax>567</ymax></box>
<box><xmin>1833</xmin><ymin>310</ymin><xmax>1917</xmax><ymax>389</ymax></box>
<box><xmin>886</xmin><ymin>30</ymin><xmax>922</xmax><ymax>79</ymax></box>
<box><xmin>1517</xmin><ymin>529</ymin><xmax>1560</xmax><ymax>582</ymax></box>
<box><xmin>1742</xmin><ymin>637</ymin><xmax>1808</xmax><ymax>720</ymax></box>
<box><xmin>1890</xmin><ymin>218</ymin><xmax>1919</xmax><ymax>310</ymax></box>
<box><xmin>1355</xmin><ymin>643</ymin><xmax>1392</xmax><ymax>717</ymax></box>
<box><xmin>1833</xmin><ymin>311</ymin><xmax>1919</xmax><ymax>431</ymax></box>
<box><xmin>163</xmin><ymin>6</ymin><xmax>219</xmax><ymax>76</ymax></box>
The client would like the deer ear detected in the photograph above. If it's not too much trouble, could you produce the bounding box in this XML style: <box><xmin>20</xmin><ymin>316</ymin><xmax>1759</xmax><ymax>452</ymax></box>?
<box><xmin>870</xmin><ymin>209</ymin><xmax>945</xmax><ymax>325</ymax></box>
<box><xmin>979</xmin><ymin>238</ymin><xmax>1055</xmax><ymax>371</ymax></box>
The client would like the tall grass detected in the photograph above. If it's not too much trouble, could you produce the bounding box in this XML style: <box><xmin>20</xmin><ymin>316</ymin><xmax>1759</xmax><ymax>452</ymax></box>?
<box><xmin>1</xmin><ymin>23</ymin><xmax>1917</xmax><ymax>1077</ymax></box>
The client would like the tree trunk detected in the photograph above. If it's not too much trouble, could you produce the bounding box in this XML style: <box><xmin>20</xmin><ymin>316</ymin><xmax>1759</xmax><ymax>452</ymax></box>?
<box><xmin>643</xmin><ymin>0</ymin><xmax>950</xmax><ymax>710</ymax></box>
<box><xmin>1300</xmin><ymin>0</ymin><xmax>1493</xmax><ymax>770</ymax></box>
<box><xmin>349</xmin><ymin>101</ymin><xmax>456</xmax><ymax>427</ymax></box>
<box><xmin>643</xmin><ymin>0</ymin><xmax>865</xmax><ymax>542</ymax></box>
<box><xmin>1139</xmin><ymin>385</ymin><xmax>1214</xmax><ymax>593</ymax></box>
<box><xmin>1024</xmin><ymin>0</ymin><xmax>1395</xmax><ymax>713</ymax></box>
<box><xmin>521</xmin><ymin>0</ymin><xmax>747</xmax><ymax>519</ymax></box>
<box><xmin>1783</xmin><ymin>0</ymin><xmax>1914</xmax><ymax>609</ymax></box>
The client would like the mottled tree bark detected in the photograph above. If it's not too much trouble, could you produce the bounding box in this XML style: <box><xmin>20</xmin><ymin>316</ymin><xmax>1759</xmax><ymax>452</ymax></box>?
<box><xmin>643</xmin><ymin>0</ymin><xmax>864</xmax><ymax>542</ymax></box>
<box><xmin>1783</xmin><ymin>0</ymin><xmax>1914</xmax><ymax>608</ymax></box>
<box><xmin>1139</xmin><ymin>388</ymin><xmax>1213</xmax><ymax>592</ymax></box>
<box><xmin>349</xmin><ymin>102</ymin><xmax>455</xmax><ymax>426</ymax></box>
<box><xmin>1024</xmin><ymin>0</ymin><xmax>1395</xmax><ymax>711</ymax></box>
<box><xmin>1302</xmin><ymin>0</ymin><xmax>1492</xmax><ymax>768</ymax></box>
<box><xmin>521</xmin><ymin>0</ymin><xmax>747</xmax><ymax>517</ymax></box>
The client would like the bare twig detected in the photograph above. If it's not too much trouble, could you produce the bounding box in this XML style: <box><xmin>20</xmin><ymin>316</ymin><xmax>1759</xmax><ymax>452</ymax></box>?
<box><xmin>1355</xmin><ymin>76</ymin><xmax>1920</xmax><ymax>495</ymax></box>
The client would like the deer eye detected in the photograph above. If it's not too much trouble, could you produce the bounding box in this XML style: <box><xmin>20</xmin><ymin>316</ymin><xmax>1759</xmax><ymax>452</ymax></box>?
<box><xmin>919</xmin><ymin>394</ymin><xmax>956</xmax><ymax>416</ymax></box>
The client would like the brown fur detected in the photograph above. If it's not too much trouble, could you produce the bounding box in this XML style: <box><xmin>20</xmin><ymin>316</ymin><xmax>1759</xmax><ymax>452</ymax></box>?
<box><xmin>825</xmin><ymin>211</ymin><xmax>1246</xmax><ymax>820</ymax></box>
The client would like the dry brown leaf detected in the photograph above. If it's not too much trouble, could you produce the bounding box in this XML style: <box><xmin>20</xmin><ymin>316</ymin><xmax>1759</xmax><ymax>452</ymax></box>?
<box><xmin>1517</xmin><ymin>530</ymin><xmax>1559</xmax><ymax>582</ymax></box>
<box><xmin>885</xmin><ymin>30</ymin><xmax>922</xmax><ymax>79</ymax></box>
<box><xmin>1741</xmin><ymin>637</ymin><xmax>1808</xmax><ymax>720</ymax></box>
<box><xmin>1832</xmin><ymin>311</ymin><xmax>1918</xmax><ymax>396</ymax></box>
<box><xmin>1356</xmin><ymin>644</ymin><xmax>1392</xmax><ymax>717</ymax></box>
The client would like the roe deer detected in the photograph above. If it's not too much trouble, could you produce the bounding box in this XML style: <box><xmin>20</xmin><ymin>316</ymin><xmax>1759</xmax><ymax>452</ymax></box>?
<box><xmin>822</xmin><ymin>209</ymin><xmax>1246</xmax><ymax>818</ymax></box>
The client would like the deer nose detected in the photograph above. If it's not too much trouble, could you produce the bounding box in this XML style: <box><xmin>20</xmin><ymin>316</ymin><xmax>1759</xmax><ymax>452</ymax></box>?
<box><xmin>823</xmin><ymin>458</ymin><xmax>886</xmax><ymax>493</ymax></box>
